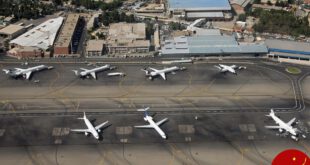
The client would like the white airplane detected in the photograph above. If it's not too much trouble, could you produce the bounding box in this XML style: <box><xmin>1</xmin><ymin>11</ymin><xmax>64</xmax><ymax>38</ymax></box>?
<box><xmin>214</xmin><ymin>64</ymin><xmax>246</xmax><ymax>75</ymax></box>
<box><xmin>141</xmin><ymin>66</ymin><xmax>186</xmax><ymax>80</ymax></box>
<box><xmin>135</xmin><ymin>107</ymin><xmax>168</xmax><ymax>139</ymax></box>
<box><xmin>2</xmin><ymin>65</ymin><xmax>53</xmax><ymax>80</ymax></box>
<box><xmin>71</xmin><ymin>112</ymin><xmax>109</xmax><ymax>140</ymax></box>
<box><xmin>265</xmin><ymin>109</ymin><xmax>303</xmax><ymax>141</ymax></box>
<box><xmin>73</xmin><ymin>64</ymin><xmax>115</xmax><ymax>79</ymax></box>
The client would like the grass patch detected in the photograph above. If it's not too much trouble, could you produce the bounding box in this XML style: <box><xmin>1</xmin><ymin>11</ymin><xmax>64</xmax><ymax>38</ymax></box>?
<box><xmin>286</xmin><ymin>67</ymin><xmax>301</xmax><ymax>74</ymax></box>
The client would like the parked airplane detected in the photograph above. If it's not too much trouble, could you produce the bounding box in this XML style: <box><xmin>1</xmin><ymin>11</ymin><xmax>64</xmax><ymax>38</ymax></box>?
<box><xmin>265</xmin><ymin>109</ymin><xmax>304</xmax><ymax>141</ymax></box>
<box><xmin>73</xmin><ymin>64</ymin><xmax>115</xmax><ymax>79</ymax></box>
<box><xmin>214</xmin><ymin>64</ymin><xmax>246</xmax><ymax>75</ymax></box>
<box><xmin>71</xmin><ymin>112</ymin><xmax>109</xmax><ymax>140</ymax></box>
<box><xmin>141</xmin><ymin>66</ymin><xmax>186</xmax><ymax>80</ymax></box>
<box><xmin>2</xmin><ymin>65</ymin><xmax>53</xmax><ymax>80</ymax></box>
<box><xmin>135</xmin><ymin>107</ymin><xmax>168</xmax><ymax>139</ymax></box>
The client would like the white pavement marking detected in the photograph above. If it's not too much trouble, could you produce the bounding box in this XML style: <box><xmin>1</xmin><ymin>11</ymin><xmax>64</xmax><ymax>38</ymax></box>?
<box><xmin>52</xmin><ymin>128</ymin><xmax>70</xmax><ymax>136</ymax></box>
<box><xmin>116</xmin><ymin>126</ymin><xmax>133</xmax><ymax>135</ymax></box>
<box><xmin>0</xmin><ymin>129</ymin><xmax>5</xmax><ymax>137</ymax></box>
<box><xmin>247</xmin><ymin>124</ymin><xmax>256</xmax><ymax>133</ymax></box>
<box><xmin>239</xmin><ymin>124</ymin><xmax>248</xmax><ymax>132</ymax></box>
<box><xmin>178</xmin><ymin>125</ymin><xmax>195</xmax><ymax>134</ymax></box>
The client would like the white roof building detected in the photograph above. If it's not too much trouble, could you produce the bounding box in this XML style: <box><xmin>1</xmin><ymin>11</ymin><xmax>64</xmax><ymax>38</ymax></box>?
<box><xmin>10</xmin><ymin>17</ymin><xmax>64</xmax><ymax>50</ymax></box>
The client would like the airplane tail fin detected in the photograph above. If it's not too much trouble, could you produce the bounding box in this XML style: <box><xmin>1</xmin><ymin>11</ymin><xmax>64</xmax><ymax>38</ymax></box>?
<box><xmin>77</xmin><ymin>112</ymin><xmax>86</xmax><ymax>120</ymax></box>
<box><xmin>137</xmin><ymin>107</ymin><xmax>150</xmax><ymax>117</ymax></box>
<box><xmin>266</xmin><ymin>109</ymin><xmax>275</xmax><ymax>117</ymax></box>
<box><xmin>141</xmin><ymin>68</ymin><xmax>150</xmax><ymax>75</ymax></box>
<box><xmin>72</xmin><ymin>70</ymin><xmax>79</xmax><ymax>76</ymax></box>
<box><xmin>2</xmin><ymin>69</ymin><xmax>10</xmax><ymax>74</ymax></box>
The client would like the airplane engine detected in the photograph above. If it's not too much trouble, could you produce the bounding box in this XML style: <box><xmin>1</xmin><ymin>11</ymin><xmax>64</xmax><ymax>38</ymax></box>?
<box><xmin>85</xmin><ymin>132</ymin><xmax>89</xmax><ymax>136</ymax></box>
<box><xmin>143</xmin><ymin>117</ymin><xmax>148</xmax><ymax>121</ymax></box>
<box><xmin>291</xmin><ymin>135</ymin><xmax>298</xmax><ymax>141</ymax></box>
<box><xmin>279</xmin><ymin>128</ymin><xmax>283</xmax><ymax>133</ymax></box>
<box><xmin>97</xmin><ymin>129</ymin><xmax>101</xmax><ymax>133</ymax></box>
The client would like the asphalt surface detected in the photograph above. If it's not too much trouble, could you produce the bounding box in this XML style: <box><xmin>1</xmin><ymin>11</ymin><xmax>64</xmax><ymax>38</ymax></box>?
<box><xmin>0</xmin><ymin>59</ymin><xmax>310</xmax><ymax>164</ymax></box>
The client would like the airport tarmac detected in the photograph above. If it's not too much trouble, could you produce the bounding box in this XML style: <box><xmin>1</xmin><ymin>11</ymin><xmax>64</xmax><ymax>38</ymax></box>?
<box><xmin>0</xmin><ymin>61</ymin><xmax>296</xmax><ymax>113</ymax></box>
<box><xmin>0</xmin><ymin>60</ymin><xmax>309</xmax><ymax>164</ymax></box>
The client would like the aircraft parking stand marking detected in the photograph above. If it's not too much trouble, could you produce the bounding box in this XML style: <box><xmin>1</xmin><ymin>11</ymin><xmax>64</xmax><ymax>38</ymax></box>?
<box><xmin>115</xmin><ymin>126</ymin><xmax>133</xmax><ymax>135</ymax></box>
<box><xmin>178</xmin><ymin>124</ymin><xmax>195</xmax><ymax>134</ymax></box>
<box><xmin>52</xmin><ymin>127</ymin><xmax>70</xmax><ymax>136</ymax></box>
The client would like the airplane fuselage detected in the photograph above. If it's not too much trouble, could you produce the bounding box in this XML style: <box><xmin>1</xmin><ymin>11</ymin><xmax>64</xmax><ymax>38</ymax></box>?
<box><xmin>144</xmin><ymin>116</ymin><xmax>167</xmax><ymax>139</ymax></box>
<box><xmin>150</xmin><ymin>66</ymin><xmax>179</xmax><ymax>77</ymax></box>
<box><xmin>83</xmin><ymin>117</ymin><xmax>99</xmax><ymax>139</ymax></box>
<box><xmin>9</xmin><ymin>65</ymin><xmax>49</xmax><ymax>78</ymax></box>
<box><xmin>270</xmin><ymin>114</ymin><xmax>297</xmax><ymax>136</ymax></box>
<box><xmin>79</xmin><ymin>65</ymin><xmax>111</xmax><ymax>77</ymax></box>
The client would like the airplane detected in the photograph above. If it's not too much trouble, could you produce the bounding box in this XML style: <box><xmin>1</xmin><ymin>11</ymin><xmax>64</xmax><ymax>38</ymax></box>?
<box><xmin>134</xmin><ymin>107</ymin><xmax>168</xmax><ymax>139</ymax></box>
<box><xmin>2</xmin><ymin>65</ymin><xmax>53</xmax><ymax>80</ymax></box>
<box><xmin>265</xmin><ymin>109</ymin><xmax>304</xmax><ymax>141</ymax></box>
<box><xmin>141</xmin><ymin>66</ymin><xmax>186</xmax><ymax>80</ymax></box>
<box><xmin>72</xmin><ymin>64</ymin><xmax>115</xmax><ymax>79</ymax></box>
<box><xmin>214</xmin><ymin>64</ymin><xmax>246</xmax><ymax>75</ymax></box>
<box><xmin>71</xmin><ymin>112</ymin><xmax>109</xmax><ymax>140</ymax></box>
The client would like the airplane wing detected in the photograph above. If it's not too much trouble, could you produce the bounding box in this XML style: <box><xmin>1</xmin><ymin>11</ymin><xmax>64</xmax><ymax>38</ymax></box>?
<box><xmin>156</xmin><ymin>118</ymin><xmax>168</xmax><ymax>126</ymax></box>
<box><xmin>95</xmin><ymin>121</ymin><xmax>109</xmax><ymax>130</ymax></box>
<box><xmin>90</xmin><ymin>72</ymin><xmax>97</xmax><ymax>79</ymax></box>
<box><xmin>287</xmin><ymin>117</ymin><xmax>296</xmax><ymax>126</ymax></box>
<box><xmin>149</xmin><ymin>68</ymin><xmax>159</xmax><ymax>72</ymax></box>
<box><xmin>159</xmin><ymin>73</ymin><xmax>166</xmax><ymax>80</ymax></box>
<box><xmin>214</xmin><ymin>65</ymin><xmax>222</xmax><ymax>70</ymax></box>
<box><xmin>25</xmin><ymin>71</ymin><xmax>32</xmax><ymax>79</ymax></box>
<box><xmin>14</xmin><ymin>68</ymin><xmax>23</xmax><ymax>71</ymax></box>
<box><xmin>134</xmin><ymin>124</ymin><xmax>153</xmax><ymax>129</ymax></box>
<box><xmin>230</xmin><ymin>65</ymin><xmax>237</xmax><ymax>69</ymax></box>
<box><xmin>265</xmin><ymin>125</ymin><xmax>282</xmax><ymax>129</ymax></box>
<box><xmin>71</xmin><ymin>129</ymin><xmax>90</xmax><ymax>132</ymax></box>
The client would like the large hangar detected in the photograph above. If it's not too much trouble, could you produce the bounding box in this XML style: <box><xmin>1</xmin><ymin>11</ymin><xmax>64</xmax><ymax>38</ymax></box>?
<box><xmin>167</xmin><ymin>0</ymin><xmax>232</xmax><ymax>20</ymax></box>
<box><xmin>161</xmin><ymin>35</ymin><xmax>268</xmax><ymax>57</ymax></box>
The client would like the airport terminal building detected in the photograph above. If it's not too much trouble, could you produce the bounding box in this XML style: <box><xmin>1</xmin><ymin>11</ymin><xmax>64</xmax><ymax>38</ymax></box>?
<box><xmin>161</xmin><ymin>33</ymin><xmax>268</xmax><ymax>57</ymax></box>
<box><xmin>167</xmin><ymin>0</ymin><xmax>232</xmax><ymax>20</ymax></box>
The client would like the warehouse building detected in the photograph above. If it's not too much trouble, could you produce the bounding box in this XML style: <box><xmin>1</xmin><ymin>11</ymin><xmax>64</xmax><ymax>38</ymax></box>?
<box><xmin>161</xmin><ymin>32</ymin><xmax>268</xmax><ymax>57</ymax></box>
<box><xmin>168</xmin><ymin>0</ymin><xmax>232</xmax><ymax>20</ymax></box>
<box><xmin>8</xmin><ymin>17</ymin><xmax>63</xmax><ymax>59</ymax></box>
<box><xmin>54</xmin><ymin>14</ymin><xmax>85</xmax><ymax>57</ymax></box>
<box><xmin>86</xmin><ymin>40</ymin><xmax>105</xmax><ymax>57</ymax></box>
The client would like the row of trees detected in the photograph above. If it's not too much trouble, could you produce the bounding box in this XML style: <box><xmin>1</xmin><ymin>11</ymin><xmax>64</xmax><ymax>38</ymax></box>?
<box><xmin>0</xmin><ymin>0</ymin><xmax>55</xmax><ymax>19</ymax></box>
<box><xmin>98</xmin><ymin>10</ymin><xmax>135</xmax><ymax>26</ymax></box>
<box><xmin>70</xmin><ymin>0</ymin><xmax>123</xmax><ymax>11</ymax></box>
<box><xmin>251</xmin><ymin>9</ymin><xmax>310</xmax><ymax>37</ymax></box>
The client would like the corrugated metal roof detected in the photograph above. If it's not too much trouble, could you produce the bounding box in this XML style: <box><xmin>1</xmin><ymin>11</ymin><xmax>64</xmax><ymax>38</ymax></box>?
<box><xmin>168</xmin><ymin>0</ymin><xmax>231</xmax><ymax>11</ymax></box>
<box><xmin>186</xmin><ymin>12</ymin><xmax>224</xmax><ymax>18</ymax></box>
<box><xmin>10</xmin><ymin>17</ymin><xmax>63</xmax><ymax>50</ymax></box>
<box><xmin>161</xmin><ymin>35</ymin><xmax>268</xmax><ymax>55</ymax></box>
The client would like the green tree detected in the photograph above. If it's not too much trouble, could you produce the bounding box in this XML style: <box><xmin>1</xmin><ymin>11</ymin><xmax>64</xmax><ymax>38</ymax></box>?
<box><xmin>237</xmin><ymin>14</ymin><xmax>247</xmax><ymax>22</ymax></box>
